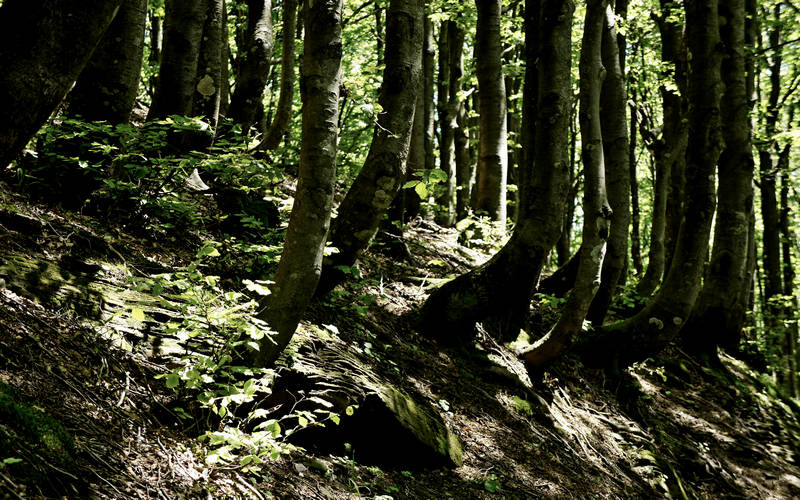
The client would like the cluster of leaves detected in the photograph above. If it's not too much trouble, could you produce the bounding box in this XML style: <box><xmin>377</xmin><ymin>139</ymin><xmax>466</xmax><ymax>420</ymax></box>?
<box><xmin>130</xmin><ymin>244</ymin><xmax>348</xmax><ymax>471</ymax></box>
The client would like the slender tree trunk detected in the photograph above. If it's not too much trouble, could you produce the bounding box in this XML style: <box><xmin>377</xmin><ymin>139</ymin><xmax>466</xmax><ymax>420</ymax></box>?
<box><xmin>628</xmin><ymin>99</ymin><xmax>643</xmax><ymax>275</ymax></box>
<box><xmin>422</xmin><ymin>12</ymin><xmax>436</xmax><ymax>181</ymax></box>
<box><xmin>247</xmin><ymin>0</ymin><xmax>343</xmax><ymax>368</ymax></box>
<box><xmin>474</xmin><ymin>0</ymin><xmax>508</xmax><ymax>224</ymax></box>
<box><xmin>0</xmin><ymin>0</ymin><xmax>123</xmax><ymax>169</ymax></box>
<box><xmin>220</xmin><ymin>0</ymin><xmax>231</xmax><ymax>116</ymax></box>
<box><xmin>586</xmin><ymin>3</ymin><xmax>629</xmax><ymax>325</ymax></box>
<box><xmin>522</xmin><ymin>0</ymin><xmax>611</xmax><ymax>369</ymax></box>
<box><xmin>417</xmin><ymin>0</ymin><xmax>574</xmax><ymax>342</ymax></box>
<box><xmin>449</xmin><ymin>25</ymin><xmax>472</xmax><ymax>221</ymax></box>
<box><xmin>579</xmin><ymin>0</ymin><xmax>723</xmax><ymax>368</ymax></box>
<box><xmin>314</xmin><ymin>0</ymin><xmax>424</xmax><ymax>296</ymax></box>
<box><xmin>556</xmin><ymin>101</ymin><xmax>579</xmax><ymax>267</ymax></box>
<box><xmin>682</xmin><ymin>0</ymin><xmax>753</xmax><ymax>364</ymax></box>
<box><xmin>228</xmin><ymin>0</ymin><xmax>274</xmax><ymax>134</ymax></box>
<box><xmin>779</xmin><ymin>146</ymin><xmax>799</xmax><ymax>397</ymax></box>
<box><xmin>68</xmin><ymin>0</ymin><xmax>147</xmax><ymax>124</ymax></box>
<box><xmin>192</xmin><ymin>0</ymin><xmax>226</xmax><ymax>127</ymax></box>
<box><xmin>436</xmin><ymin>21</ymin><xmax>458</xmax><ymax>226</ymax></box>
<box><xmin>657</xmin><ymin>0</ymin><xmax>689</xmax><ymax>279</ymax></box>
<box><xmin>260</xmin><ymin>0</ymin><xmax>298</xmax><ymax>150</ymax></box>
<box><xmin>148</xmin><ymin>0</ymin><xmax>207</xmax><ymax>119</ymax></box>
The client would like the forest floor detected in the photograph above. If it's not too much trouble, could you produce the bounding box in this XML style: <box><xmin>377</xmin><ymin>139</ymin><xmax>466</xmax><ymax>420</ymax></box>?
<box><xmin>1</xmin><ymin>183</ymin><xmax>800</xmax><ymax>499</ymax></box>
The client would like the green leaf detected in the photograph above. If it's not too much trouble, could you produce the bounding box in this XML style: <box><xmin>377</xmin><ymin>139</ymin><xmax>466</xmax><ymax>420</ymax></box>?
<box><xmin>402</xmin><ymin>180</ymin><xmax>420</xmax><ymax>189</ymax></box>
<box><xmin>330</xmin><ymin>414</ymin><xmax>340</xmax><ymax>425</ymax></box>
<box><xmin>165</xmin><ymin>373</ymin><xmax>180</xmax><ymax>389</ymax></box>
<box><xmin>131</xmin><ymin>307</ymin><xmax>145</xmax><ymax>323</ymax></box>
<box><xmin>298</xmin><ymin>416</ymin><xmax>308</xmax><ymax>427</ymax></box>
<box><xmin>345</xmin><ymin>405</ymin><xmax>355</xmax><ymax>416</ymax></box>
<box><xmin>414</xmin><ymin>182</ymin><xmax>428</xmax><ymax>199</ymax></box>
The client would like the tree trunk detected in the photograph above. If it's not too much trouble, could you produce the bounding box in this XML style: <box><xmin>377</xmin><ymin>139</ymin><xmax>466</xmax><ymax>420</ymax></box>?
<box><xmin>521</xmin><ymin>0</ymin><xmax>611</xmax><ymax>369</ymax></box>
<box><xmin>449</xmin><ymin>26</ymin><xmax>472</xmax><ymax>221</ymax></box>
<box><xmin>148</xmin><ymin>10</ymin><xmax>162</xmax><ymax>98</ymax></box>
<box><xmin>417</xmin><ymin>0</ymin><xmax>574</xmax><ymax>342</ymax></box>
<box><xmin>260</xmin><ymin>0</ymin><xmax>298</xmax><ymax>150</ymax></box>
<box><xmin>246</xmin><ymin>0</ymin><xmax>343</xmax><ymax>368</ymax></box>
<box><xmin>681</xmin><ymin>0</ymin><xmax>753</xmax><ymax>364</ymax></box>
<box><xmin>474</xmin><ymin>0</ymin><xmax>508</xmax><ymax>224</ymax></box>
<box><xmin>628</xmin><ymin>99</ymin><xmax>643</xmax><ymax>275</ymax></box>
<box><xmin>779</xmin><ymin>147</ymin><xmax>799</xmax><ymax>398</ymax></box>
<box><xmin>68</xmin><ymin>0</ymin><xmax>147</xmax><ymax>124</ymax></box>
<box><xmin>0</xmin><ymin>0</ymin><xmax>123</xmax><ymax>169</ymax></box>
<box><xmin>436</xmin><ymin>21</ymin><xmax>458</xmax><ymax>226</ymax></box>
<box><xmin>228</xmin><ymin>0</ymin><xmax>274</xmax><ymax>134</ymax></box>
<box><xmin>586</xmin><ymin>3</ymin><xmax>630</xmax><ymax>325</ymax></box>
<box><xmin>313</xmin><ymin>0</ymin><xmax>424</xmax><ymax>296</ymax></box>
<box><xmin>657</xmin><ymin>0</ymin><xmax>689</xmax><ymax>280</ymax></box>
<box><xmin>579</xmin><ymin>0</ymin><xmax>723</xmax><ymax>368</ymax></box>
<box><xmin>556</xmin><ymin>102</ymin><xmax>579</xmax><ymax>267</ymax></box>
<box><xmin>191</xmin><ymin>0</ymin><xmax>226</xmax><ymax>127</ymax></box>
<box><xmin>148</xmin><ymin>0</ymin><xmax>207</xmax><ymax>119</ymax></box>
<box><xmin>422</xmin><ymin>12</ymin><xmax>436</xmax><ymax>185</ymax></box>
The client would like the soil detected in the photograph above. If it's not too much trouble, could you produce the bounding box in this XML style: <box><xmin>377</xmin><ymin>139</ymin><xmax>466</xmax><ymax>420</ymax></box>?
<box><xmin>0</xmin><ymin>186</ymin><xmax>799</xmax><ymax>499</ymax></box>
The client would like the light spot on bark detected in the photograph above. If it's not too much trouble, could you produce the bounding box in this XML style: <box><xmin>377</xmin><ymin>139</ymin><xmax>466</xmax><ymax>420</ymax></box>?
<box><xmin>649</xmin><ymin>317</ymin><xmax>664</xmax><ymax>330</ymax></box>
<box><xmin>673</xmin><ymin>317</ymin><xmax>683</xmax><ymax>326</ymax></box>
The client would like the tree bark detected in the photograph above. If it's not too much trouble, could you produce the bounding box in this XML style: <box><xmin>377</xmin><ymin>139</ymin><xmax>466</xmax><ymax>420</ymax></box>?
<box><xmin>314</xmin><ymin>0</ymin><xmax>424</xmax><ymax>296</ymax></box>
<box><xmin>779</xmin><ymin>146</ymin><xmax>799</xmax><ymax>398</ymax></box>
<box><xmin>681</xmin><ymin>0</ymin><xmax>753</xmax><ymax>363</ymax></box>
<box><xmin>417</xmin><ymin>0</ymin><xmax>574</xmax><ymax>342</ymax></box>
<box><xmin>586</xmin><ymin>3</ymin><xmax>630</xmax><ymax>325</ymax></box>
<box><xmin>628</xmin><ymin>99</ymin><xmax>643</xmax><ymax>275</ymax></box>
<box><xmin>436</xmin><ymin>20</ymin><xmax>458</xmax><ymax>226</ymax></box>
<box><xmin>259</xmin><ymin>0</ymin><xmax>298</xmax><ymax>150</ymax></box>
<box><xmin>68</xmin><ymin>0</ymin><xmax>147</xmax><ymax>124</ymax></box>
<box><xmin>450</xmin><ymin>26</ymin><xmax>472</xmax><ymax>222</ymax></box>
<box><xmin>228</xmin><ymin>0</ymin><xmax>274</xmax><ymax>134</ymax></box>
<box><xmin>521</xmin><ymin>0</ymin><xmax>611</xmax><ymax>369</ymax></box>
<box><xmin>0</xmin><ymin>0</ymin><xmax>123</xmax><ymax>169</ymax></box>
<box><xmin>247</xmin><ymin>0</ymin><xmax>343</xmax><ymax>368</ymax></box>
<box><xmin>191</xmin><ymin>0</ymin><xmax>226</xmax><ymax>127</ymax></box>
<box><xmin>474</xmin><ymin>0</ymin><xmax>508</xmax><ymax>224</ymax></box>
<box><xmin>579</xmin><ymin>0</ymin><xmax>723</xmax><ymax>368</ymax></box>
<box><xmin>148</xmin><ymin>0</ymin><xmax>207</xmax><ymax>119</ymax></box>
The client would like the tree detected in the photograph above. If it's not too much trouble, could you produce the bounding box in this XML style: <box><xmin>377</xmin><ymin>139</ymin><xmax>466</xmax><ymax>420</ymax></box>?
<box><xmin>417</xmin><ymin>0</ymin><xmax>574</xmax><ymax>342</ymax></box>
<box><xmin>436</xmin><ymin>20</ymin><xmax>461</xmax><ymax>226</ymax></box>
<box><xmin>0</xmin><ymin>0</ymin><xmax>124</xmax><ymax>169</ymax></box>
<box><xmin>474</xmin><ymin>0</ymin><xmax>508</xmax><ymax>224</ymax></box>
<box><xmin>681</xmin><ymin>0</ymin><xmax>754</xmax><ymax>364</ymax></box>
<box><xmin>579</xmin><ymin>0</ymin><xmax>723</xmax><ymax>368</ymax></box>
<box><xmin>586</xmin><ymin>2</ymin><xmax>630</xmax><ymax>325</ymax></box>
<box><xmin>521</xmin><ymin>0</ymin><xmax>611</xmax><ymax>369</ymax></box>
<box><xmin>68</xmin><ymin>0</ymin><xmax>147</xmax><ymax>124</ymax></box>
<box><xmin>314</xmin><ymin>0</ymin><xmax>424</xmax><ymax>296</ymax></box>
<box><xmin>148</xmin><ymin>0</ymin><xmax>207</xmax><ymax>119</ymax></box>
<box><xmin>259</xmin><ymin>0</ymin><xmax>298</xmax><ymax>151</ymax></box>
<box><xmin>191</xmin><ymin>0</ymin><xmax>226</xmax><ymax>127</ymax></box>
<box><xmin>246</xmin><ymin>0</ymin><xmax>344</xmax><ymax>368</ymax></box>
<box><xmin>228</xmin><ymin>0</ymin><xmax>274</xmax><ymax>134</ymax></box>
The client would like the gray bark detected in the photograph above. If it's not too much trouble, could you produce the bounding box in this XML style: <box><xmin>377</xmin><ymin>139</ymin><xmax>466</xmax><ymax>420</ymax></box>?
<box><xmin>682</xmin><ymin>0</ymin><xmax>754</xmax><ymax>362</ymax></box>
<box><xmin>474</xmin><ymin>0</ymin><xmax>508</xmax><ymax>224</ymax></box>
<box><xmin>228</xmin><ymin>0</ymin><xmax>274</xmax><ymax>134</ymax></box>
<box><xmin>148</xmin><ymin>0</ymin><xmax>207</xmax><ymax>119</ymax></box>
<box><xmin>314</xmin><ymin>0</ymin><xmax>424</xmax><ymax>296</ymax></box>
<box><xmin>260</xmin><ymin>0</ymin><xmax>298</xmax><ymax>150</ymax></box>
<box><xmin>417</xmin><ymin>0</ymin><xmax>574</xmax><ymax>342</ymax></box>
<box><xmin>579</xmin><ymin>0</ymin><xmax>723</xmax><ymax>368</ymax></box>
<box><xmin>0</xmin><ymin>0</ymin><xmax>123</xmax><ymax>169</ymax></box>
<box><xmin>68</xmin><ymin>0</ymin><xmax>147</xmax><ymax>124</ymax></box>
<box><xmin>522</xmin><ymin>0</ymin><xmax>611</xmax><ymax>369</ymax></box>
<box><xmin>192</xmin><ymin>0</ymin><xmax>226</xmax><ymax>127</ymax></box>
<box><xmin>247</xmin><ymin>0</ymin><xmax>343</xmax><ymax>367</ymax></box>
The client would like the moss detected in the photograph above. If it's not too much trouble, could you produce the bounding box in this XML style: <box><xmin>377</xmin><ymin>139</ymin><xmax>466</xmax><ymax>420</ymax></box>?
<box><xmin>0</xmin><ymin>382</ymin><xmax>76</xmax><ymax>487</ymax></box>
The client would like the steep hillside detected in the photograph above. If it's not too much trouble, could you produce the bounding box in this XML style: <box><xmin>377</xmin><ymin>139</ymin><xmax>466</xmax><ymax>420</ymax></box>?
<box><xmin>0</xmin><ymin>189</ymin><xmax>798</xmax><ymax>499</ymax></box>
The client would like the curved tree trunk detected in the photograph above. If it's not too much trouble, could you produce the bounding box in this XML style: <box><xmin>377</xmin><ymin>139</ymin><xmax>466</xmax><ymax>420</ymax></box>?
<box><xmin>474</xmin><ymin>0</ymin><xmax>508</xmax><ymax>224</ymax></box>
<box><xmin>148</xmin><ymin>0</ymin><xmax>207</xmax><ymax>119</ymax></box>
<box><xmin>522</xmin><ymin>0</ymin><xmax>611</xmax><ymax>369</ymax></box>
<box><xmin>68</xmin><ymin>0</ymin><xmax>147</xmax><ymax>124</ymax></box>
<box><xmin>417</xmin><ymin>0</ymin><xmax>574</xmax><ymax>342</ymax></box>
<box><xmin>579</xmin><ymin>0</ymin><xmax>723</xmax><ymax>369</ymax></box>
<box><xmin>314</xmin><ymin>0</ymin><xmax>424</xmax><ymax>296</ymax></box>
<box><xmin>191</xmin><ymin>0</ymin><xmax>226</xmax><ymax>127</ymax></box>
<box><xmin>228</xmin><ymin>0</ymin><xmax>274</xmax><ymax>134</ymax></box>
<box><xmin>259</xmin><ymin>0</ymin><xmax>298</xmax><ymax>150</ymax></box>
<box><xmin>586</xmin><ymin>3</ymin><xmax>630</xmax><ymax>325</ymax></box>
<box><xmin>681</xmin><ymin>0</ymin><xmax>753</xmax><ymax>363</ymax></box>
<box><xmin>246</xmin><ymin>0</ymin><xmax>343</xmax><ymax>368</ymax></box>
<box><xmin>0</xmin><ymin>0</ymin><xmax>123</xmax><ymax>169</ymax></box>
